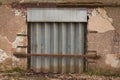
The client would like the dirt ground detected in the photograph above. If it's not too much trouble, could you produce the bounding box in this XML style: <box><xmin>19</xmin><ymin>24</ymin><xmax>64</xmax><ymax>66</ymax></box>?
<box><xmin>0</xmin><ymin>73</ymin><xmax>120</xmax><ymax>80</ymax></box>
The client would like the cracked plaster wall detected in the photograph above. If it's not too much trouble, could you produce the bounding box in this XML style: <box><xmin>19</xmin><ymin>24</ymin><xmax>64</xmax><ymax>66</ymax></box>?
<box><xmin>0</xmin><ymin>5</ymin><xmax>27</xmax><ymax>71</ymax></box>
<box><xmin>0</xmin><ymin>2</ymin><xmax>120</xmax><ymax>73</ymax></box>
<box><xmin>87</xmin><ymin>8</ymin><xmax>120</xmax><ymax>73</ymax></box>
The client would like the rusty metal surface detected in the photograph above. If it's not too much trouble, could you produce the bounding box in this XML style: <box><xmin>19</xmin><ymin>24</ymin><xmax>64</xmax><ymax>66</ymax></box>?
<box><xmin>14</xmin><ymin>53</ymin><xmax>98</xmax><ymax>58</ymax></box>
<box><xmin>17</xmin><ymin>34</ymin><xmax>28</xmax><ymax>36</ymax></box>
<box><xmin>17</xmin><ymin>46</ymin><xmax>28</xmax><ymax>48</ymax></box>
<box><xmin>27</xmin><ymin>8</ymin><xmax>87</xmax><ymax>22</ymax></box>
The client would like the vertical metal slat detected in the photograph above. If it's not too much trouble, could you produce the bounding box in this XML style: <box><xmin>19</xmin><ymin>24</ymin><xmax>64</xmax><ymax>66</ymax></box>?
<box><xmin>36</xmin><ymin>23</ymin><xmax>41</xmax><ymax>72</ymax></box>
<box><xmin>50</xmin><ymin>23</ymin><xmax>54</xmax><ymax>73</ymax></box>
<box><xmin>44</xmin><ymin>23</ymin><xmax>50</xmax><ymax>73</ymax></box>
<box><xmin>61</xmin><ymin>23</ymin><xmax>66</xmax><ymax>73</ymax></box>
<box><xmin>53</xmin><ymin>23</ymin><xmax>58</xmax><ymax>73</ymax></box>
<box><xmin>58</xmin><ymin>23</ymin><xmax>62</xmax><ymax>73</ymax></box>
<box><xmin>41</xmin><ymin>23</ymin><xmax>45</xmax><ymax>73</ymax></box>
<box><xmin>30</xmin><ymin>23</ymin><xmax>37</xmax><ymax>69</ymax></box>
<box><xmin>70</xmin><ymin>23</ymin><xmax>74</xmax><ymax>73</ymax></box>
<box><xmin>74</xmin><ymin>23</ymin><xmax>79</xmax><ymax>73</ymax></box>
<box><xmin>78</xmin><ymin>23</ymin><xmax>84</xmax><ymax>73</ymax></box>
<box><xmin>66</xmin><ymin>23</ymin><xmax>71</xmax><ymax>73</ymax></box>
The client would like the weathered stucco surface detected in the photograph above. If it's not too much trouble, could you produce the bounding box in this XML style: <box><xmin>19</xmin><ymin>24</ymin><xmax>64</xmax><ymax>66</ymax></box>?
<box><xmin>1</xmin><ymin>0</ymin><xmax>120</xmax><ymax>4</ymax></box>
<box><xmin>105</xmin><ymin>54</ymin><xmax>120</xmax><ymax>68</ymax></box>
<box><xmin>88</xmin><ymin>8</ymin><xmax>114</xmax><ymax>33</ymax></box>
<box><xmin>0</xmin><ymin>5</ymin><xmax>27</xmax><ymax>71</ymax></box>
<box><xmin>0</xmin><ymin>35</ymin><xmax>12</xmax><ymax>52</ymax></box>
<box><xmin>105</xmin><ymin>7</ymin><xmax>120</xmax><ymax>35</ymax></box>
<box><xmin>87</xmin><ymin>7</ymin><xmax>120</xmax><ymax>74</ymax></box>
<box><xmin>0</xmin><ymin>49</ymin><xmax>9</xmax><ymax>63</ymax></box>
<box><xmin>0</xmin><ymin>5</ymin><xmax>26</xmax><ymax>42</ymax></box>
<box><xmin>0</xmin><ymin>1</ymin><xmax>120</xmax><ymax>74</ymax></box>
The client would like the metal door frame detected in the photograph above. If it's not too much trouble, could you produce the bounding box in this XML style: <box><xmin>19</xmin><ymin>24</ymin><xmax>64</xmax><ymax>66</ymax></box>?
<box><xmin>27</xmin><ymin>8</ymin><xmax>87</xmax><ymax>73</ymax></box>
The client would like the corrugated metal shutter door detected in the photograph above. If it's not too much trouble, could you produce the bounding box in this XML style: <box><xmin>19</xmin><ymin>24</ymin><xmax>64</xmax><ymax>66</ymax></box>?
<box><xmin>30</xmin><ymin>22</ymin><xmax>85</xmax><ymax>73</ymax></box>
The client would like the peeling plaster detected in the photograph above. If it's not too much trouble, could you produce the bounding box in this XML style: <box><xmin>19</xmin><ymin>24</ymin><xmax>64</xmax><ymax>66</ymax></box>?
<box><xmin>14</xmin><ymin>9</ymin><xmax>22</xmax><ymax>16</ymax></box>
<box><xmin>0</xmin><ymin>35</ymin><xmax>12</xmax><ymax>52</ymax></box>
<box><xmin>12</xmin><ymin>36</ymin><xmax>24</xmax><ymax>52</ymax></box>
<box><xmin>0</xmin><ymin>49</ymin><xmax>9</xmax><ymax>63</ymax></box>
<box><xmin>12</xmin><ymin>56</ymin><xmax>20</xmax><ymax>66</ymax></box>
<box><xmin>0</xmin><ymin>48</ymin><xmax>20</xmax><ymax>66</ymax></box>
<box><xmin>20</xmin><ymin>0</ymin><xmax>25</xmax><ymax>3</ymax></box>
<box><xmin>0</xmin><ymin>5</ymin><xmax>27</xmax><ymax>42</ymax></box>
<box><xmin>0</xmin><ymin>5</ymin><xmax>27</xmax><ymax>69</ymax></box>
<box><xmin>105</xmin><ymin>54</ymin><xmax>120</xmax><ymax>68</ymax></box>
<box><xmin>12</xmin><ymin>9</ymin><xmax>26</xmax><ymax>17</ymax></box>
<box><xmin>88</xmin><ymin>9</ymin><xmax>99</xmax><ymax>17</ymax></box>
<box><xmin>97</xmin><ymin>8</ymin><xmax>113</xmax><ymax>23</ymax></box>
<box><xmin>88</xmin><ymin>8</ymin><xmax>115</xmax><ymax>33</ymax></box>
